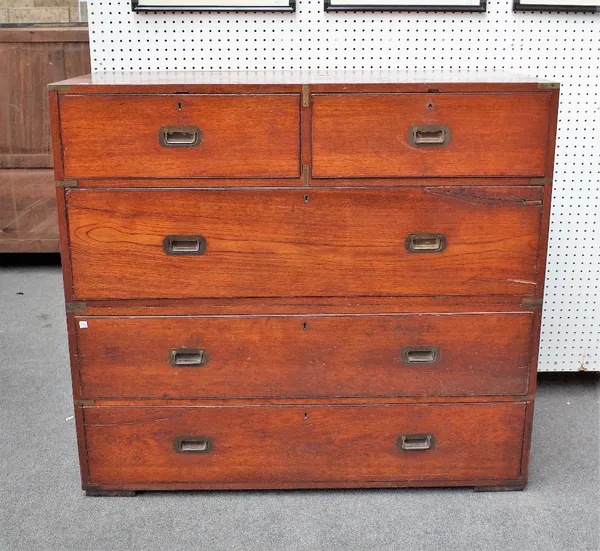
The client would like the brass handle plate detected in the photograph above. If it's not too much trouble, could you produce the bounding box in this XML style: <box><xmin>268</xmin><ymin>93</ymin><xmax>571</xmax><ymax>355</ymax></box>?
<box><xmin>168</xmin><ymin>347</ymin><xmax>209</xmax><ymax>367</ymax></box>
<box><xmin>397</xmin><ymin>434</ymin><xmax>435</xmax><ymax>451</ymax></box>
<box><xmin>173</xmin><ymin>436</ymin><xmax>213</xmax><ymax>453</ymax></box>
<box><xmin>158</xmin><ymin>125</ymin><xmax>202</xmax><ymax>148</ymax></box>
<box><xmin>402</xmin><ymin>346</ymin><xmax>441</xmax><ymax>365</ymax></box>
<box><xmin>409</xmin><ymin>124</ymin><xmax>451</xmax><ymax>147</ymax></box>
<box><xmin>405</xmin><ymin>233</ymin><xmax>447</xmax><ymax>253</ymax></box>
<box><xmin>163</xmin><ymin>235</ymin><xmax>207</xmax><ymax>255</ymax></box>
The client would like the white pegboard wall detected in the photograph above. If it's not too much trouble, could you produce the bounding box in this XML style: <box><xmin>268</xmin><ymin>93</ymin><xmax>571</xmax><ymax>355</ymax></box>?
<box><xmin>87</xmin><ymin>0</ymin><xmax>599</xmax><ymax>371</ymax></box>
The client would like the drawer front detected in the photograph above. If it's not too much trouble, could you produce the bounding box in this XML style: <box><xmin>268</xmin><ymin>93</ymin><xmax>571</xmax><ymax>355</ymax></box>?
<box><xmin>67</xmin><ymin>187</ymin><xmax>542</xmax><ymax>299</ymax></box>
<box><xmin>76</xmin><ymin>313</ymin><xmax>533</xmax><ymax>399</ymax></box>
<box><xmin>58</xmin><ymin>94</ymin><xmax>300</xmax><ymax>178</ymax></box>
<box><xmin>312</xmin><ymin>93</ymin><xmax>551</xmax><ymax>178</ymax></box>
<box><xmin>84</xmin><ymin>403</ymin><xmax>526</xmax><ymax>484</ymax></box>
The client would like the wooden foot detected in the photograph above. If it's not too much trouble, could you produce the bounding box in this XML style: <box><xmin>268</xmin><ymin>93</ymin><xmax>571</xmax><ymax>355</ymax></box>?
<box><xmin>85</xmin><ymin>489</ymin><xmax>137</xmax><ymax>497</ymax></box>
<box><xmin>473</xmin><ymin>485</ymin><xmax>525</xmax><ymax>492</ymax></box>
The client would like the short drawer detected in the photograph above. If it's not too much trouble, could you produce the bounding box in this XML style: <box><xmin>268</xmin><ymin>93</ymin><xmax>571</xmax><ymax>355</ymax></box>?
<box><xmin>312</xmin><ymin>93</ymin><xmax>551</xmax><ymax>178</ymax></box>
<box><xmin>75</xmin><ymin>313</ymin><xmax>533</xmax><ymax>399</ymax></box>
<box><xmin>67</xmin><ymin>187</ymin><xmax>542</xmax><ymax>299</ymax></box>
<box><xmin>58</xmin><ymin>94</ymin><xmax>300</xmax><ymax>178</ymax></box>
<box><xmin>84</xmin><ymin>403</ymin><xmax>527</xmax><ymax>485</ymax></box>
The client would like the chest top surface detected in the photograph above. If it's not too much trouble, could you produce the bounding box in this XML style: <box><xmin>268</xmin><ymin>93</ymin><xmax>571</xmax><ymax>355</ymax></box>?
<box><xmin>49</xmin><ymin>69</ymin><xmax>557</xmax><ymax>93</ymax></box>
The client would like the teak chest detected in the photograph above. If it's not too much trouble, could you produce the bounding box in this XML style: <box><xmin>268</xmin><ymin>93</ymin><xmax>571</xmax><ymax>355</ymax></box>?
<box><xmin>49</xmin><ymin>71</ymin><xmax>559</xmax><ymax>495</ymax></box>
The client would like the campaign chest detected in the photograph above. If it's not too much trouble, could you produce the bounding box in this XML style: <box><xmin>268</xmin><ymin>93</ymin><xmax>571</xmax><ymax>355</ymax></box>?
<box><xmin>49</xmin><ymin>71</ymin><xmax>559</xmax><ymax>494</ymax></box>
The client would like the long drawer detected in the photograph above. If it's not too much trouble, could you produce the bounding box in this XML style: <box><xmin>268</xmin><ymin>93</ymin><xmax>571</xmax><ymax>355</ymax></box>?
<box><xmin>84</xmin><ymin>403</ymin><xmax>527</xmax><ymax>485</ymax></box>
<box><xmin>58</xmin><ymin>94</ymin><xmax>301</xmax><ymax>178</ymax></box>
<box><xmin>75</xmin><ymin>313</ymin><xmax>534</xmax><ymax>399</ymax></box>
<box><xmin>66</xmin><ymin>187</ymin><xmax>543</xmax><ymax>300</ymax></box>
<box><xmin>312</xmin><ymin>93</ymin><xmax>551</xmax><ymax>178</ymax></box>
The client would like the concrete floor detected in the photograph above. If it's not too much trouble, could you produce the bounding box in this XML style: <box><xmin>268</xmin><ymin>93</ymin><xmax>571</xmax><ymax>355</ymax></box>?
<box><xmin>1</xmin><ymin>256</ymin><xmax>599</xmax><ymax>551</ymax></box>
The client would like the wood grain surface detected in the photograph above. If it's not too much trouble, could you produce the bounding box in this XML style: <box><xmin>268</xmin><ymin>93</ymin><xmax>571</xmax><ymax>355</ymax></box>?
<box><xmin>69</xmin><ymin>177</ymin><xmax>536</xmax><ymax>189</ymax></box>
<box><xmin>66</xmin><ymin>186</ymin><xmax>543</xmax><ymax>299</ymax></box>
<box><xmin>74</xmin><ymin>295</ymin><xmax>536</xmax><ymax>316</ymax></box>
<box><xmin>83</xmin><ymin>402</ymin><xmax>527</xmax><ymax>484</ymax></box>
<box><xmin>58</xmin><ymin>94</ymin><xmax>301</xmax><ymax>178</ymax></box>
<box><xmin>312</xmin><ymin>93</ymin><xmax>551</xmax><ymax>178</ymax></box>
<box><xmin>75</xmin><ymin>313</ymin><xmax>534</xmax><ymax>399</ymax></box>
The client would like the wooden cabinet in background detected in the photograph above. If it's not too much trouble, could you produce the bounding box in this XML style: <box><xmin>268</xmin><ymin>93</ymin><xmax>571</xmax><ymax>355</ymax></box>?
<box><xmin>0</xmin><ymin>27</ymin><xmax>89</xmax><ymax>253</ymax></box>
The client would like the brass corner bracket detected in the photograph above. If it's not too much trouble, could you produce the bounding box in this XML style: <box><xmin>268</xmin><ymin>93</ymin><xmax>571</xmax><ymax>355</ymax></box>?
<box><xmin>56</xmin><ymin>179</ymin><xmax>78</xmax><ymax>188</ymax></box>
<box><xmin>302</xmin><ymin>164</ymin><xmax>310</xmax><ymax>186</ymax></box>
<box><xmin>521</xmin><ymin>297</ymin><xmax>543</xmax><ymax>308</ymax></box>
<box><xmin>66</xmin><ymin>301</ymin><xmax>87</xmax><ymax>314</ymax></box>
<box><xmin>48</xmin><ymin>83</ymin><xmax>71</xmax><ymax>91</ymax></box>
<box><xmin>530</xmin><ymin>177</ymin><xmax>552</xmax><ymax>186</ymax></box>
<box><xmin>302</xmin><ymin>85</ymin><xmax>310</xmax><ymax>108</ymax></box>
<box><xmin>537</xmin><ymin>83</ymin><xmax>560</xmax><ymax>90</ymax></box>
<box><xmin>74</xmin><ymin>399</ymin><xmax>95</xmax><ymax>406</ymax></box>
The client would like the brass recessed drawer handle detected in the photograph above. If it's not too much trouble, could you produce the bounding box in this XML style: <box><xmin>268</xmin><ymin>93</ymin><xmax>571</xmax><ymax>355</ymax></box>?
<box><xmin>158</xmin><ymin>125</ymin><xmax>202</xmax><ymax>147</ymax></box>
<box><xmin>397</xmin><ymin>434</ymin><xmax>435</xmax><ymax>452</ymax></box>
<box><xmin>163</xmin><ymin>235</ymin><xmax>207</xmax><ymax>255</ymax></box>
<box><xmin>405</xmin><ymin>232</ymin><xmax>447</xmax><ymax>253</ymax></box>
<box><xmin>409</xmin><ymin>124</ymin><xmax>451</xmax><ymax>146</ymax></box>
<box><xmin>169</xmin><ymin>347</ymin><xmax>209</xmax><ymax>367</ymax></box>
<box><xmin>402</xmin><ymin>345</ymin><xmax>440</xmax><ymax>365</ymax></box>
<box><xmin>173</xmin><ymin>436</ymin><xmax>213</xmax><ymax>453</ymax></box>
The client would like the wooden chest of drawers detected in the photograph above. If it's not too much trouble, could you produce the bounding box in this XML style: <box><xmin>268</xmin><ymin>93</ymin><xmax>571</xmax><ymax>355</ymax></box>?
<box><xmin>49</xmin><ymin>71</ymin><xmax>558</xmax><ymax>495</ymax></box>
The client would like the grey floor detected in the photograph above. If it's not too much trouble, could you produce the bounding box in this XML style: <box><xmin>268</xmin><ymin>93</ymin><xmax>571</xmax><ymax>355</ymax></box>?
<box><xmin>1</xmin><ymin>257</ymin><xmax>599</xmax><ymax>551</ymax></box>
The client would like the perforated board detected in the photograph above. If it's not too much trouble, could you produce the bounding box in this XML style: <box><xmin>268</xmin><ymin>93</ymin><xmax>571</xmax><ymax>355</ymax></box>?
<box><xmin>86</xmin><ymin>0</ymin><xmax>599</xmax><ymax>371</ymax></box>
